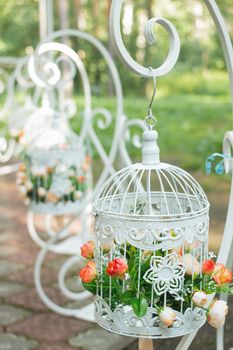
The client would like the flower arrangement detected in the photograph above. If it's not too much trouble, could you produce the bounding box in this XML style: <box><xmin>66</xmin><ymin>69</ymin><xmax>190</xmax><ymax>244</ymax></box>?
<box><xmin>10</xmin><ymin>129</ymin><xmax>26</xmax><ymax>145</ymax></box>
<box><xmin>79</xmin><ymin>240</ymin><xmax>233</xmax><ymax>329</ymax></box>
<box><xmin>16</xmin><ymin>155</ymin><xmax>91</xmax><ymax>206</ymax></box>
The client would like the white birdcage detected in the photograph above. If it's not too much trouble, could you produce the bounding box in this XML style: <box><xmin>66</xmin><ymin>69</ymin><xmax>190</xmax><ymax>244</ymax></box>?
<box><xmin>17</xmin><ymin>113</ymin><xmax>91</xmax><ymax>215</ymax></box>
<box><xmin>92</xmin><ymin>122</ymin><xmax>210</xmax><ymax>338</ymax></box>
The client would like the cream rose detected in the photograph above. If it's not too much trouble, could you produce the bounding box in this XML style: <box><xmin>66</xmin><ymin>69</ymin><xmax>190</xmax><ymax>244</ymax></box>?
<box><xmin>159</xmin><ymin>307</ymin><xmax>176</xmax><ymax>327</ymax></box>
<box><xmin>74</xmin><ymin>191</ymin><xmax>83</xmax><ymax>200</ymax></box>
<box><xmin>192</xmin><ymin>291</ymin><xmax>208</xmax><ymax>307</ymax></box>
<box><xmin>38</xmin><ymin>187</ymin><xmax>47</xmax><ymax>197</ymax></box>
<box><xmin>183</xmin><ymin>253</ymin><xmax>200</xmax><ymax>275</ymax></box>
<box><xmin>207</xmin><ymin>300</ymin><xmax>228</xmax><ymax>328</ymax></box>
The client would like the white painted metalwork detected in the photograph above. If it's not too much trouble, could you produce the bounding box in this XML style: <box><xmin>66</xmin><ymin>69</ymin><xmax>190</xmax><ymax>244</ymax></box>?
<box><xmin>93</xmin><ymin>126</ymin><xmax>209</xmax><ymax>338</ymax></box>
<box><xmin>109</xmin><ymin>0</ymin><xmax>180</xmax><ymax>79</ymax></box>
<box><xmin>24</xmin><ymin>28</ymin><xmax>146</xmax><ymax>320</ymax></box>
<box><xmin>109</xmin><ymin>0</ymin><xmax>233</xmax><ymax>348</ymax></box>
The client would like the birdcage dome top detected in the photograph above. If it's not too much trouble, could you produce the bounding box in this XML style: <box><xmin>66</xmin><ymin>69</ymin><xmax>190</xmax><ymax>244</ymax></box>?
<box><xmin>93</xmin><ymin>161</ymin><xmax>209</xmax><ymax>221</ymax></box>
<box><xmin>29</xmin><ymin>117</ymin><xmax>82</xmax><ymax>152</ymax></box>
<box><xmin>93</xmin><ymin>129</ymin><xmax>209</xmax><ymax>250</ymax></box>
<box><xmin>27</xmin><ymin>114</ymin><xmax>85</xmax><ymax>167</ymax></box>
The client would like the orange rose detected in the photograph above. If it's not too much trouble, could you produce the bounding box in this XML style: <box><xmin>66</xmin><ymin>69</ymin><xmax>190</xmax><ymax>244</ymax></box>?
<box><xmin>47</xmin><ymin>192</ymin><xmax>59</xmax><ymax>203</ymax></box>
<box><xmin>202</xmin><ymin>259</ymin><xmax>215</xmax><ymax>275</ymax></box>
<box><xmin>47</xmin><ymin>166</ymin><xmax>54</xmax><ymax>174</ymax></box>
<box><xmin>106</xmin><ymin>258</ymin><xmax>128</xmax><ymax>279</ymax></box>
<box><xmin>80</xmin><ymin>240</ymin><xmax>95</xmax><ymax>259</ymax></box>
<box><xmin>18</xmin><ymin>163</ymin><xmax>26</xmax><ymax>172</ymax></box>
<box><xmin>77</xmin><ymin>175</ymin><xmax>85</xmax><ymax>183</ymax></box>
<box><xmin>212</xmin><ymin>264</ymin><xmax>232</xmax><ymax>285</ymax></box>
<box><xmin>85</xmin><ymin>155</ymin><xmax>92</xmax><ymax>164</ymax></box>
<box><xmin>79</xmin><ymin>261</ymin><xmax>97</xmax><ymax>283</ymax></box>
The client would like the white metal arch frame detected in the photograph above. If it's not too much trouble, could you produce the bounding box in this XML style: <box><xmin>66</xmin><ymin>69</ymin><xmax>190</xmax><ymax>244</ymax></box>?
<box><xmin>28</xmin><ymin>30</ymin><xmax>146</xmax><ymax>320</ymax></box>
<box><xmin>109</xmin><ymin>1</ymin><xmax>233</xmax><ymax>350</ymax></box>
<box><xmin>0</xmin><ymin>56</ymin><xmax>43</xmax><ymax>173</ymax></box>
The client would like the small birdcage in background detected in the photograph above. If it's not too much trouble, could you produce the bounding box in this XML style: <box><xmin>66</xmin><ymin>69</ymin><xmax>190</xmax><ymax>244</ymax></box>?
<box><xmin>91</xmin><ymin>125</ymin><xmax>209</xmax><ymax>338</ymax></box>
<box><xmin>17</xmin><ymin>112</ymin><xmax>91</xmax><ymax>215</ymax></box>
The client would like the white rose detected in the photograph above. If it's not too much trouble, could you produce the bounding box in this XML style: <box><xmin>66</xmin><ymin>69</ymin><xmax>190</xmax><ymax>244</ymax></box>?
<box><xmin>57</xmin><ymin>164</ymin><xmax>67</xmax><ymax>173</ymax></box>
<box><xmin>69</xmin><ymin>169</ymin><xmax>76</xmax><ymax>177</ymax></box>
<box><xmin>207</xmin><ymin>300</ymin><xmax>228</xmax><ymax>328</ymax></box>
<box><xmin>75</xmin><ymin>191</ymin><xmax>83</xmax><ymax>200</ymax></box>
<box><xmin>69</xmin><ymin>185</ymin><xmax>76</xmax><ymax>193</ymax></box>
<box><xmin>192</xmin><ymin>291</ymin><xmax>208</xmax><ymax>307</ymax></box>
<box><xmin>25</xmin><ymin>181</ymin><xmax>33</xmax><ymax>191</ymax></box>
<box><xmin>31</xmin><ymin>167</ymin><xmax>44</xmax><ymax>177</ymax></box>
<box><xmin>17</xmin><ymin>171</ymin><xmax>25</xmax><ymax>178</ymax></box>
<box><xmin>183</xmin><ymin>253</ymin><xmax>200</xmax><ymax>275</ymax></box>
<box><xmin>24</xmin><ymin>198</ymin><xmax>30</xmax><ymax>206</ymax></box>
<box><xmin>19</xmin><ymin>186</ymin><xmax>27</xmax><ymax>195</ymax></box>
<box><xmin>16</xmin><ymin>178</ymin><xmax>23</xmax><ymax>185</ymax></box>
<box><xmin>159</xmin><ymin>307</ymin><xmax>176</xmax><ymax>327</ymax></box>
<box><xmin>10</xmin><ymin>129</ymin><xmax>18</xmax><ymax>138</ymax></box>
<box><xmin>19</xmin><ymin>136</ymin><xmax>27</xmax><ymax>146</ymax></box>
<box><xmin>38</xmin><ymin>187</ymin><xmax>46</xmax><ymax>197</ymax></box>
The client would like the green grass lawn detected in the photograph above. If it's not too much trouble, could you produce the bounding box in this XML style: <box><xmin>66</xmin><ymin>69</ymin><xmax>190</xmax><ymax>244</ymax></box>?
<box><xmin>70</xmin><ymin>69</ymin><xmax>232</xmax><ymax>172</ymax></box>
<box><xmin>1</xmin><ymin>69</ymin><xmax>232</xmax><ymax>173</ymax></box>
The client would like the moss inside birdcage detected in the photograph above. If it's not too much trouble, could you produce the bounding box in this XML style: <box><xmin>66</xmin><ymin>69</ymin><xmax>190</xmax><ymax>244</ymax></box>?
<box><xmin>16</xmin><ymin>155</ymin><xmax>91</xmax><ymax>206</ymax></box>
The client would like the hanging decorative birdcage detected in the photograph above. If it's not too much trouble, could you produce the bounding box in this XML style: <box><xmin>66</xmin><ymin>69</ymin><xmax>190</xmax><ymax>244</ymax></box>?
<box><xmin>17</xmin><ymin>112</ymin><xmax>91</xmax><ymax>215</ymax></box>
<box><xmin>89</xmin><ymin>124</ymin><xmax>210</xmax><ymax>338</ymax></box>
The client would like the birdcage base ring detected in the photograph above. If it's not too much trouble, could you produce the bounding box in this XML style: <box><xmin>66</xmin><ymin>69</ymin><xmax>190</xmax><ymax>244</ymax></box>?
<box><xmin>94</xmin><ymin>296</ymin><xmax>206</xmax><ymax>339</ymax></box>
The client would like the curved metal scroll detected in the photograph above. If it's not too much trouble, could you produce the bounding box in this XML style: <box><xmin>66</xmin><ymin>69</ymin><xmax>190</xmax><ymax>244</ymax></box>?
<box><xmin>110</xmin><ymin>0</ymin><xmax>180</xmax><ymax>78</ymax></box>
<box><xmin>109</xmin><ymin>2</ymin><xmax>233</xmax><ymax>350</ymax></box>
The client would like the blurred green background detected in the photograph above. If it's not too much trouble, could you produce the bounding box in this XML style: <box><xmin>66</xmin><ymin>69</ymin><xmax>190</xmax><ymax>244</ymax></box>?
<box><xmin>0</xmin><ymin>0</ymin><xmax>232</xmax><ymax>172</ymax></box>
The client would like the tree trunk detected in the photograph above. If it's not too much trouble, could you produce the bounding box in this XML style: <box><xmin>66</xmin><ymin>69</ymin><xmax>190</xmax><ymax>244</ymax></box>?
<box><xmin>74</xmin><ymin>0</ymin><xmax>81</xmax><ymax>28</ymax></box>
<box><xmin>56</xmin><ymin>0</ymin><xmax>72</xmax><ymax>103</ymax></box>
<box><xmin>106</xmin><ymin>0</ymin><xmax>115</xmax><ymax>96</ymax></box>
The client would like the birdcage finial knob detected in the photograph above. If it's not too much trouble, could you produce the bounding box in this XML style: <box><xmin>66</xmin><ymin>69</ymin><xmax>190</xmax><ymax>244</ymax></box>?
<box><xmin>142</xmin><ymin>129</ymin><xmax>160</xmax><ymax>165</ymax></box>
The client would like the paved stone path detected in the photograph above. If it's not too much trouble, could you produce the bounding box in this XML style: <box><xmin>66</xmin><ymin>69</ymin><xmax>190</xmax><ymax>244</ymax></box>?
<box><xmin>0</xmin><ymin>172</ymin><xmax>233</xmax><ymax>350</ymax></box>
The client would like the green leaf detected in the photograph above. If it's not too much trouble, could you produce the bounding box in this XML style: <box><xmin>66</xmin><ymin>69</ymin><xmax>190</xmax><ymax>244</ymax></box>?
<box><xmin>121</xmin><ymin>290</ymin><xmax>136</xmax><ymax>304</ymax></box>
<box><xmin>131</xmin><ymin>297</ymin><xmax>148</xmax><ymax>318</ymax></box>
<box><xmin>82</xmin><ymin>282</ymin><xmax>97</xmax><ymax>294</ymax></box>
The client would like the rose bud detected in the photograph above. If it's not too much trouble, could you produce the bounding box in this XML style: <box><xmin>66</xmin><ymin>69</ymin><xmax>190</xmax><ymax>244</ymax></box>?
<box><xmin>47</xmin><ymin>192</ymin><xmax>59</xmax><ymax>203</ymax></box>
<box><xmin>106</xmin><ymin>258</ymin><xmax>128</xmax><ymax>279</ymax></box>
<box><xmin>207</xmin><ymin>300</ymin><xmax>228</xmax><ymax>328</ymax></box>
<box><xmin>77</xmin><ymin>175</ymin><xmax>85</xmax><ymax>183</ymax></box>
<box><xmin>74</xmin><ymin>191</ymin><xmax>83</xmax><ymax>200</ymax></box>
<box><xmin>159</xmin><ymin>307</ymin><xmax>176</xmax><ymax>327</ymax></box>
<box><xmin>202</xmin><ymin>259</ymin><xmax>215</xmax><ymax>275</ymax></box>
<box><xmin>79</xmin><ymin>261</ymin><xmax>97</xmax><ymax>283</ymax></box>
<box><xmin>142</xmin><ymin>250</ymin><xmax>153</xmax><ymax>259</ymax></box>
<box><xmin>80</xmin><ymin>240</ymin><xmax>95</xmax><ymax>259</ymax></box>
<box><xmin>212</xmin><ymin>264</ymin><xmax>232</xmax><ymax>285</ymax></box>
<box><xmin>24</xmin><ymin>198</ymin><xmax>30</xmax><ymax>206</ymax></box>
<box><xmin>18</xmin><ymin>163</ymin><xmax>26</xmax><ymax>172</ymax></box>
<box><xmin>19</xmin><ymin>185</ymin><xmax>27</xmax><ymax>195</ymax></box>
<box><xmin>102</xmin><ymin>243</ymin><xmax>112</xmax><ymax>254</ymax></box>
<box><xmin>25</xmin><ymin>180</ymin><xmax>33</xmax><ymax>191</ymax></box>
<box><xmin>192</xmin><ymin>291</ymin><xmax>208</xmax><ymax>307</ymax></box>
<box><xmin>38</xmin><ymin>187</ymin><xmax>46</xmax><ymax>197</ymax></box>
<box><xmin>183</xmin><ymin>253</ymin><xmax>200</xmax><ymax>275</ymax></box>
<box><xmin>171</xmin><ymin>246</ymin><xmax>182</xmax><ymax>256</ymax></box>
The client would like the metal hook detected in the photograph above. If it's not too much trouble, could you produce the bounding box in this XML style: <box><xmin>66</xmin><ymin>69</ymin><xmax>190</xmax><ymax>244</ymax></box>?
<box><xmin>147</xmin><ymin>67</ymin><xmax>157</xmax><ymax>117</ymax></box>
<box><xmin>144</xmin><ymin>67</ymin><xmax>157</xmax><ymax>130</ymax></box>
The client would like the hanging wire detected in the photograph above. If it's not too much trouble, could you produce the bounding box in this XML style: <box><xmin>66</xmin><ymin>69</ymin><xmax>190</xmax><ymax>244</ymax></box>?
<box><xmin>144</xmin><ymin>67</ymin><xmax>157</xmax><ymax>130</ymax></box>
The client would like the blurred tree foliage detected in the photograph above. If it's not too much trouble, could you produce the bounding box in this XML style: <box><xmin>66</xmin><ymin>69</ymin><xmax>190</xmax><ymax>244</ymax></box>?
<box><xmin>0</xmin><ymin>0</ymin><xmax>232</xmax><ymax>96</ymax></box>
